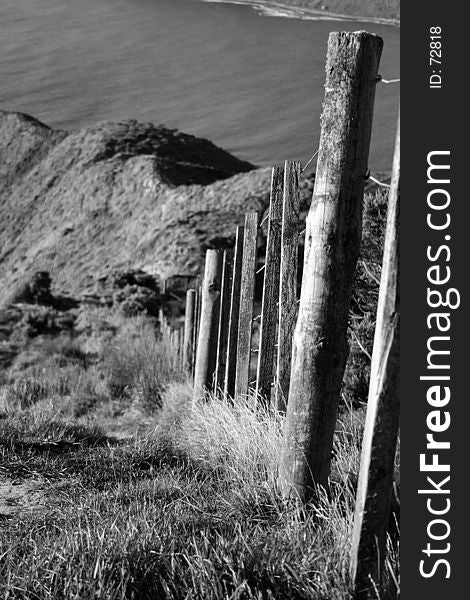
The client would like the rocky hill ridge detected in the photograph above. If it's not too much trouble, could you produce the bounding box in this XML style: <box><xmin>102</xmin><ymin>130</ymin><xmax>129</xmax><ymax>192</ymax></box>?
<box><xmin>0</xmin><ymin>111</ymin><xmax>272</xmax><ymax>306</ymax></box>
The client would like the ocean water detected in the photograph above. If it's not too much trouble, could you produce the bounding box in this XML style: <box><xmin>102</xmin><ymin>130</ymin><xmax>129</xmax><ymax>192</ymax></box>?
<box><xmin>0</xmin><ymin>0</ymin><xmax>399</xmax><ymax>170</ymax></box>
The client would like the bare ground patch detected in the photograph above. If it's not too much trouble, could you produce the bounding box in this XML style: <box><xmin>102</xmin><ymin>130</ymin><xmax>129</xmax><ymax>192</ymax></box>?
<box><xmin>0</xmin><ymin>478</ymin><xmax>46</xmax><ymax>519</ymax></box>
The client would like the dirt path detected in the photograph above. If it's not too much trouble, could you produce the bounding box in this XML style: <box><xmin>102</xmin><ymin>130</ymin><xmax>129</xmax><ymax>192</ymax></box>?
<box><xmin>0</xmin><ymin>479</ymin><xmax>46</xmax><ymax>520</ymax></box>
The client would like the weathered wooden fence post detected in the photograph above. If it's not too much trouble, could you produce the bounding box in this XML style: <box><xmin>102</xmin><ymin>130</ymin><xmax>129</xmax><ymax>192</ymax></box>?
<box><xmin>192</xmin><ymin>283</ymin><xmax>202</xmax><ymax>376</ymax></box>
<box><xmin>255</xmin><ymin>167</ymin><xmax>284</xmax><ymax>403</ymax></box>
<box><xmin>235</xmin><ymin>213</ymin><xmax>259</xmax><ymax>399</ymax></box>
<box><xmin>350</xmin><ymin>112</ymin><xmax>400</xmax><ymax>599</ymax></box>
<box><xmin>193</xmin><ymin>250</ymin><xmax>224</xmax><ymax>400</ymax></box>
<box><xmin>169</xmin><ymin>327</ymin><xmax>178</xmax><ymax>369</ymax></box>
<box><xmin>159</xmin><ymin>308</ymin><xmax>170</xmax><ymax>342</ymax></box>
<box><xmin>173</xmin><ymin>327</ymin><xmax>182</xmax><ymax>368</ymax></box>
<box><xmin>215</xmin><ymin>249</ymin><xmax>234</xmax><ymax>392</ymax></box>
<box><xmin>224</xmin><ymin>226</ymin><xmax>244</xmax><ymax>398</ymax></box>
<box><xmin>183</xmin><ymin>289</ymin><xmax>197</xmax><ymax>374</ymax></box>
<box><xmin>176</xmin><ymin>327</ymin><xmax>183</xmax><ymax>367</ymax></box>
<box><xmin>158</xmin><ymin>308</ymin><xmax>165</xmax><ymax>340</ymax></box>
<box><xmin>279</xmin><ymin>31</ymin><xmax>383</xmax><ymax>500</ymax></box>
<box><xmin>276</xmin><ymin>161</ymin><xmax>300</xmax><ymax>412</ymax></box>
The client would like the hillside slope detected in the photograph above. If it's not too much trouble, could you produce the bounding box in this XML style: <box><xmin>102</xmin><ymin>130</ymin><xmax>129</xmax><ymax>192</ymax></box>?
<box><xmin>0</xmin><ymin>112</ymin><xmax>272</xmax><ymax>305</ymax></box>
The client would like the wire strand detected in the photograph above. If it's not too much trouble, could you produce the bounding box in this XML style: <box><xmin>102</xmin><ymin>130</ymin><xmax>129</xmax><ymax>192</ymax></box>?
<box><xmin>301</xmin><ymin>149</ymin><xmax>319</xmax><ymax>173</ymax></box>
<box><xmin>369</xmin><ymin>175</ymin><xmax>391</xmax><ymax>188</ymax></box>
<box><xmin>349</xmin><ymin>327</ymin><xmax>372</xmax><ymax>361</ymax></box>
<box><xmin>377</xmin><ymin>75</ymin><xmax>400</xmax><ymax>84</ymax></box>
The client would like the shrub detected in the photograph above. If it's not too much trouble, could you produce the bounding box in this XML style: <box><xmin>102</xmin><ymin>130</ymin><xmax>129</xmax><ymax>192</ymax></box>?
<box><xmin>103</xmin><ymin>317</ymin><xmax>185</xmax><ymax>410</ymax></box>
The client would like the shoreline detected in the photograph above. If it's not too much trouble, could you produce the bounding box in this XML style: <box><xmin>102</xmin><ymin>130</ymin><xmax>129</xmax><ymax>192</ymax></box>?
<box><xmin>198</xmin><ymin>0</ymin><xmax>400</xmax><ymax>26</ymax></box>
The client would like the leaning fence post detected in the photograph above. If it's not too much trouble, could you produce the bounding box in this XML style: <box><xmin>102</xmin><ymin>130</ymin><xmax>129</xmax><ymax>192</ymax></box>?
<box><xmin>215</xmin><ymin>249</ymin><xmax>234</xmax><ymax>392</ymax></box>
<box><xmin>183</xmin><ymin>289</ymin><xmax>197</xmax><ymax>374</ymax></box>
<box><xmin>193</xmin><ymin>250</ymin><xmax>224</xmax><ymax>400</ymax></box>
<box><xmin>350</xmin><ymin>111</ymin><xmax>400</xmax><ymax>599</ymax></box>
<box><xmin>235</xmin><ymin>213</ymin><xmax>259</xmax><ymax>399</ymax></box>
<box><xmin>276</xmin><ymin>161</ymin><xmax>300</xmax><ymax>412</ymax></box>
<box><xmin>255</xmin><ymin>167</ymin><xmax>284</xmax><ymax>403</ymax></box>
<box><xmin>224</xmin><ymin>226</ymin><xmax>244</xmax><ymax>398</ymax></box>
<box><xmin>279</xmin><ymin>31</ymin><xmax>383</xmax><ymax>500</ymax></box>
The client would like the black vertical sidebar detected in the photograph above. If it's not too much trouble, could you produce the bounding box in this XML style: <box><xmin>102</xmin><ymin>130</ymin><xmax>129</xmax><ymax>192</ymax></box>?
<box><xmin>402</xmin><ymin>3</ymin><xmax>467</xmax><ymax>598</ymax></box>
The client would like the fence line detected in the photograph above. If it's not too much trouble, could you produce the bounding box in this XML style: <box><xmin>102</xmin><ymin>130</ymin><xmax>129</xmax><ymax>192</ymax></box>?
<box><xmin>173</xmin><ymin>29</ymin><xmax>397</xmax><ymax>600</ymax></box>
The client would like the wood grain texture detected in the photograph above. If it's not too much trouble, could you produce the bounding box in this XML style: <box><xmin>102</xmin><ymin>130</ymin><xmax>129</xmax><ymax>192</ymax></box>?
<box><xmin>191</xmin><ymin>287</ymin><xmax>200</xmax><ymax>376</ymax></box>
<box><xmin>350</xmin><ymin>111</ymin><xmax>400</xmax><ymax>599</ymax></box>
<box><xmin>175</xmin><ymin>328</ymin><xmax>182</xmax><ymax>366</ymax></box>
<box><xmin>235</xmin><ymin>213</ymin><xmax>259</xmax><ymax>398</ymax></box>
<box><xmin>215</xmin><ymin>249</ymin><xmax>234</xmax><ymax>392</ymax></box>
<box><xmin>255</xmin><ymin>167</ymin><xmax>284</xmax><ymax>403</ymax></box>
<box><xmin>276</xmin><ymin>161</ymin><xmax>300</xmax><ymax>412</ymax></box>
<box><xmin>279</xmin><ymin>31</ymin><xmax>383</xmax><ymax>500</ymax></box>
<box><xmin>183</xmin><ymin>289</ymin><xmax>197</xmax><ymax>374</ymax></box>
<box><xmin>224</xmin><ymin>226</ymin><xmax>244</xmax><ymax>398</ymax></box>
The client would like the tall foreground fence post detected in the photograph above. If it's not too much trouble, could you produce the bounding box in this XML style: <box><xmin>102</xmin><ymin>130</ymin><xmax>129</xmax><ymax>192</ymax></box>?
<box><xmin>193</xmin><ymin>250</ymin><xmax>223</xmax><ymax>401</ymax></box>
<box><xmin>183</xmin><ymin>289</ymin><xmax>197</xmax><ymax>374</ymax></box>
<box><xmin>224</xmin><ymin>226</ymin><xmax>244</xmax><ymax>398</ymax></box>
<box><xmin>235</xmin><ymin>212</ymin><xmax>259</xmax><ymax>398</ymax></box>
<box><xmin>255</xmin><ymin>167</ymin><xmax>283</xmax><ymax>403</ymax></box>
<box><xmin>276</xmin><ymin>161</ymin><xmax>300</xmax><ymax>411</ymax></box>
<box><xmin>350</xmin><ymin>112</ymin><xmax>400</xmax><ymax>599</ymax></box>
<box><xmin>279</xmin><ymin>31</ymin><xmax>383</xmax><ymax>500</ymax></box>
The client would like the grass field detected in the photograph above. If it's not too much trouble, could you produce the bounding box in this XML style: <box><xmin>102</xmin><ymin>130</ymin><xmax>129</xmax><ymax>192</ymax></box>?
<box><xmin>0</xmin><ymin>189</ymin><xmax>399</xmax><ymax>599</ymax></box>
<box><xmin>0</xmin><ymin>388</ymin><xmax>399</xmax><ymax>599</ymax></box>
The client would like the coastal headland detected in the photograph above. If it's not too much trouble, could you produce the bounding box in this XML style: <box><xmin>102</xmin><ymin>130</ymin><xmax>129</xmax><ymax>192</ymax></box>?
<box><xmin>199</xmin><ymin>0</ymin><xmax>400</xmax><ymax>25</ymax></box>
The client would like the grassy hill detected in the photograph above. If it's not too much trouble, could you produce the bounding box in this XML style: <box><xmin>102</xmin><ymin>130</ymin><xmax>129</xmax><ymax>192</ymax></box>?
<box><xmin>0</xmin><ymin>111</ymin><xmax>270</xmax><ymax>307</ymax></box>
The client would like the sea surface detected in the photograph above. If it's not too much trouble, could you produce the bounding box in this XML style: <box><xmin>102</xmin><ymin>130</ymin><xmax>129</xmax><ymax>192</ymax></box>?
<box><xmin>0</xmin><ymin>0</ymin><xmax>399</xmax><ymax>170</ymax></box>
